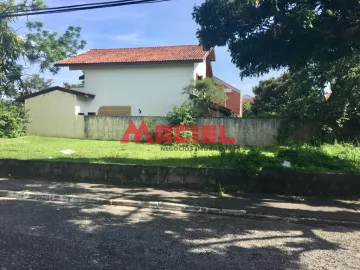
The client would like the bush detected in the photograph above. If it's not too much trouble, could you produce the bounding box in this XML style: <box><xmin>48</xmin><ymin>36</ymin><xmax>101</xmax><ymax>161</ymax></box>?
<box><xmin>165</xmin><ymin>102</ymin><xmax>198</xmax><ymax>144</ymax></box>
<box><xmin>242</xmin><ymin>102</ymin><xmax>253</xmax><ymax>117</ymax></box>
<box><xmin>277</xmin><ymin>144</ymin><xmax>359</xmax><ymax>172</ymax></box>
<box><xmin>216</xmin><ymin>146</ymin><xmax>276</xmax><ymax>177</ymax></box>
<box><xmin>0</xmin><ymin>101</ymin><xmax>28</xmax><ymax>138</ymax></box>
<box><xmin>165</xmin><ymin>101</ymin><xmax>197</xmax><ymax>126</ymax></box>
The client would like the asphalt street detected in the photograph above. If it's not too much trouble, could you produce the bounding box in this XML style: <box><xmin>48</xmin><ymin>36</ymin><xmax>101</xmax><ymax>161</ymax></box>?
<box><xmin>0</xmin><ymin>197</ymin><xmax>359</xmax><ymax>269</ymax></box>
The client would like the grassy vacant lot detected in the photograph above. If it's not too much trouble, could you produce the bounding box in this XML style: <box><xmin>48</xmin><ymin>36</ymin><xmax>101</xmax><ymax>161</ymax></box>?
<box><xmin>0</xmin><ymin>136</ymin><xmax>359</xmax><ymax>173</ymax></box>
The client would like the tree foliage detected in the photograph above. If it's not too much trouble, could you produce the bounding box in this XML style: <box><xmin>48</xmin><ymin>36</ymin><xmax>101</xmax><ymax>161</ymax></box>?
<box><xmin>250</xmin><ymin>68</ymin><xmax>360</xmax><ymax>140</ymax></box>
<box><xmin>242</xmin><ymin>102</ymin><xmax>253</xmax><ymax>118</ymax></box>
<box><xmin>0</xmin><ymin>100</ymin><xmax>28</xmax><ymax>138</ymax></box>
<box><xmin>194</xmin><ymin>0</ymin><xmax>360</xmax><ymax>139</ymax></box>
<box><xmin>183</xmin><ymin>78</ymin><xmax>228</xmax><ymax>110</ymax></box>
<box><xmin>193</xmin><ymin>0</ymin><xmax>360</xmax><ymax>78</ymax></box>
<box><xmin>63</xmin><ymin>82</ymin><xmax>85</xmax><ymax>88</ymax></box>
<box><xmin>0</xmin><ymin>0</ymin><xmax>86</xmax><ymax>98</ymax></box>
<box><xmin>166</xmin><ymin>101</ymin><xmax>198</xmax><ymax>126</ymax></box>
<box><xmin>251</xmin><ymin>72</ymin><xmax>293</xmax><ymax>116</ymax></box>
<box><xmin>250</xmin><ymin>70</ymin><xmax>333</xmax><ymax>119</ymax></box>
<box><xmin>22</xmin><ymin>74</ymin><xmax>53</xmax><ymax>94</ymax></box>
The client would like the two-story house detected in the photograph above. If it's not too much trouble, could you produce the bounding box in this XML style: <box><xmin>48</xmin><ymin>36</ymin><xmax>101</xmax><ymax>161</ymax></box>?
<box><xmin>54</xmin><ymin>45</ymin><xmax>216</xmax><ymax>117</ymax></box>
<box><xmin>17</xmin><ymin>45</ymin><xmax>243</xmax><ymax>137</ymax></box>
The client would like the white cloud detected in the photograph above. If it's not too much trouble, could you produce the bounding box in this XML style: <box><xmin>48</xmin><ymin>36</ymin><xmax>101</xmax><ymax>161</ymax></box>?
<box><xmin>115</xmin><ymin>33</ymin><xmax>142</xmax><ymax>42</ymax></box>
<box><xmin>115</xmin><ymin>32</ymin><xmax>158</xmax><ymax>43</ymax></box>
<box><xmin>74</xmin><ymin>10</ymin><xmax>151</xmax><ymax>22</ymax></box>
<box><xmin>82</xmin><ymin>32</ymin><xmax>164</xmax><ymax>45</ymax></box>
<box><xmin>50</xmin><ymin>9</ymin><xmax>151</xmax><ymax>24</ymax></box>
<box><xmin>113</xmin><ymin>32</ymin><xmax>163</xmax><ymax>45</ymax></box>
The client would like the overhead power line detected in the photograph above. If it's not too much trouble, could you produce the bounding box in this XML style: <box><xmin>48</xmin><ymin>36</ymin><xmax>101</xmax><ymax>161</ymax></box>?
<box><xmin>5</xmin><ymin>0</ymin><xmax>153</xmax><ymax>13</ymax></box>
<box><xmin>0</xmin><ymin>0</ymin><xmax>169</xmax><ymax>19</ymax></box>
<box><xmin>0</xmin><ymin>0</ymin><xmax>168</xmax><ymax>18</ymax></box>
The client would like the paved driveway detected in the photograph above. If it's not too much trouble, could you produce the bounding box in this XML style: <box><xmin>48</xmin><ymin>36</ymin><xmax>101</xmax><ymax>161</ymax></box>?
<box><xmin>0</xmin><ymin>198</ymin><xmax>359</xmax><ymax>269</ymax></box>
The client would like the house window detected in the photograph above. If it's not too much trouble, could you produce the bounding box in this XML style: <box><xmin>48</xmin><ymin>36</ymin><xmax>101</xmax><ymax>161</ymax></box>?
<box><xmin>197</xmin><ymin>74</ymin><xmax>203</xmax><ymax>80</ymax></box>
<box><xmin>98</xmin><ymin>106</ymin><xmax>131</xmax><ymax>116</ymax></box>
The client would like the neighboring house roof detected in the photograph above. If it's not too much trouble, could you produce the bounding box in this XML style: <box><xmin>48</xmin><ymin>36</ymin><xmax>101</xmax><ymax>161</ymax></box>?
<box><xmin>190</xmin><ymin>92</ymin><xmax>234</xmax><ymax>117</ymax></box>
<box><xmin>208</xmin><ymin>102</ymin><xmax>234</xmax><ymax>117</ymax></box>
<box><xmin>213</xmin><ymin>76</ymin><xmax>241</xmax><ymax>93</ymax></box>
<box><xmin>16</xmin><ymin>86</ymin><xmax>95</xmax><ymax>102</ymax></box>
<box><xmin>242</xmin><ymin>94</ymin><xmax>254</xmax><ymax>104</ymax></box>
<box><xmin>55</xmin><ymin>45</ymin><xmax>215</xmax><ymax>66</ymax></box>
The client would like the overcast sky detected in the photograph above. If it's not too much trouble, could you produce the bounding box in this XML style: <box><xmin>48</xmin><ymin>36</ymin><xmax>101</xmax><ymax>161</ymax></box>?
<box><xmin>15</xmin><ymin>0</ymin><xmax>284</xmax><ymax>96</ymax></box>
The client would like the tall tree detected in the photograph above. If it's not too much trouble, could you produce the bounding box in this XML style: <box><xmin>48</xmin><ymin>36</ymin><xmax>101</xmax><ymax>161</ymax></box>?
<box><xmin>193</xmin><ymin>0</ymin><xmax>360</xmax><ymax>135</ymax></box>
<box><xmin>251</xmin><ymin>71</ymin><xmax>328</xmax><ymax>119</ymax></box>
<box><xmin>22</xmin><ymin>74</ymin><xmax>53</xmax><ymax>94</ymax></box>
<box><xmin>193</xmin><ymin>0</ymin><xmax>360</xmax><ymax>78</ymax></box>
<box><xmin>0</xmin><ymin>0</ymin><xmax>86</xmax><ymax>98</ymax></box>
<box><xmin>252</xmin><ymin>72</ymin><xmax>292</xmax><ymax>116</ymax></box>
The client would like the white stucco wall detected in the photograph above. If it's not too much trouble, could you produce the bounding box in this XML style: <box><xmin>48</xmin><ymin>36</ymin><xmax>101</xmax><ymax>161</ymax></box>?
<box><xmin>75</xmin><ymin>95</ymin><xmax>92</xmax><ymax>115</ymax></box>
<box><xmin>77</xmin><ymin>63</ymin><xmax>196</xmax><ymax>116</ymax></box>
<box><xmin>194</xmin><ymin>61</ymin><xmax>206</xmax><ymax>79</ymax></box>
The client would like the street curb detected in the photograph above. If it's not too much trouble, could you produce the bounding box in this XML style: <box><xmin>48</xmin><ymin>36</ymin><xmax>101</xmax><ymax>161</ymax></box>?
<box><xmin>244</xmin><ymin>213</ymin><xmax>360</xmax><ymax>228</ymax></box>
<box><xmin>1</xmin><ymin>189</ymin><xmax>359</xmax><ymax>227</ymax></box>
<box><xmin>0</xmin><ymin>190</ymin><xmax>247</xmax><ymax>217</ymax></box>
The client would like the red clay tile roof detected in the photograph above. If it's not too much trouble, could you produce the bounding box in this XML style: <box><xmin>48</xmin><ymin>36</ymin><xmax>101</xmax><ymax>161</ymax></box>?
<box><xmin>55</xmin><ymin>45</ymin><xmax>214</xmax><ymax>66</ymax></box>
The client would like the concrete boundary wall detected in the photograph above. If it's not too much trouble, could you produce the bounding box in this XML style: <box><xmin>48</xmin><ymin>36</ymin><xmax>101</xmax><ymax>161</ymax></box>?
<box><xmin>84</xmin><ymin>116</ymin><xmax>282</xmax><ymax>146</ymax></box>
<box><xmin>26</xmin><ymin>113</ymin><xmax>315</xmax><ymax>146</ymax></box>
<box><xmin>1</xmin><ymin>159</ymin><xmax>359</xmax><ymax>196</ymax></box>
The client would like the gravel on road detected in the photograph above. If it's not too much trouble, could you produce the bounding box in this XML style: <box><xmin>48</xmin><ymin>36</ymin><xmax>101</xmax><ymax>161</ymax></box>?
<box><xmin>0</xmin><ymin>197</ymin><xmax>359</xmax><ymax>269</ymax></box>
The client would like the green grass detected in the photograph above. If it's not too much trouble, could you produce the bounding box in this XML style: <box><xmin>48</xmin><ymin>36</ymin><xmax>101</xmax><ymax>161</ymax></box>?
<box><xmin>0</xmin><ymin>136</ymin><xmax>359</xmax><ymax>173</ymax></box>
<box><xmin>0</xmin><ymin>136</ymin><xmax>220</xmax><ymax>168</ymax></box>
